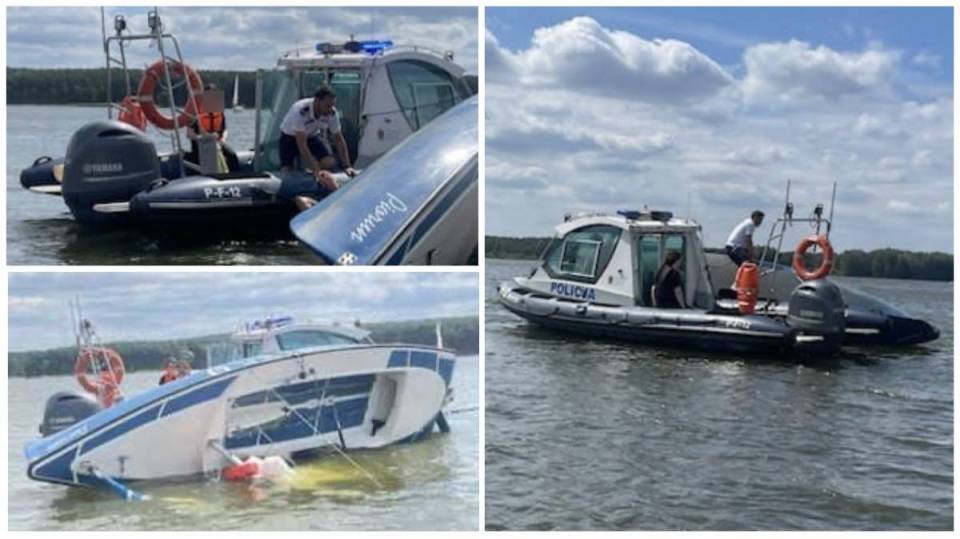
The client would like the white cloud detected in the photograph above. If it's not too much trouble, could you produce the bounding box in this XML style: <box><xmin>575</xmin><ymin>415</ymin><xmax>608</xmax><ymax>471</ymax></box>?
<box><xmin>912</xmin><ymin>51</ymin><xmax>942</xmax><ymax>70</ymax></box>
<box><xmin>742</xmin><ymin>40</ymin><xmax>899</xmax><ymax>104</ymax></box>
<box><xmin>488</xmin><ymin>17</ymin><xmax>735</xmax><ymax>104</ymax></box>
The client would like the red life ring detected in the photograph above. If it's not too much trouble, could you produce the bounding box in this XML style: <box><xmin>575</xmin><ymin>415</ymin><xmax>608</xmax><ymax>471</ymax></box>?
<box><xmin>136</xmin><ymin>60</ymin><xmax>203</xmax><ymax>130</ymax></box>
<box><xmin>117</xmin><ymin>96</ymin><xmax>147</xmax><ymax>131</ymax></box>
<box><xmin>792</xmin><ymin>235</ymin><xmax>835</xmax><ymax>281</ymax></box>
<box><xmin>75</xmin><ymin>347</ymin><xmax>125</xmax><ymax>394</ymax></box>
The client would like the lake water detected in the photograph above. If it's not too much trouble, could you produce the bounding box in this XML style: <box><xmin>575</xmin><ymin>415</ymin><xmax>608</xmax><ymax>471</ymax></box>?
<box><xmin>6</xmin><ymin>105</ymin><xmax>314</xmax><ymax>265</ymax></box>
<box><xmin>485</xmin><ymin>259</ymin><xmax>953</xmax><ymax>531</ymax></box>
<box><xmin>8</xmin><ymin>356</ymin><xmax>479</xmax><ymax>531</ymax></box>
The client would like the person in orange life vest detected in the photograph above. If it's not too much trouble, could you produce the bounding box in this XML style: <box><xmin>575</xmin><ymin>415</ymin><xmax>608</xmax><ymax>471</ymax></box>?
<box><xmin>159</xmin><ymin>359</ymin><xmax>178</xmax><ymax>385</ymax></box>
<box><xmin>186</xmin><ymin>83</ymin><xmax>239</xmax><ymax>172</ymax></box>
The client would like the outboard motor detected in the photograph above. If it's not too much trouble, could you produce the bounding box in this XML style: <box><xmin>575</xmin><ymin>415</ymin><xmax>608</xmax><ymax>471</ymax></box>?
<box><xmin>39</xmin><ymin>391</ymin><xmax>103</xmax><ymax>437</ymax></box>
<box><xmin>61</xmin><ymin>120</ymin><xmax>161</xmax><ymax>228</ymax></box>
<box><xmin>787</xmin><ymin>279</ymin><xmax>847</xmax><ymax>353</ymax></box>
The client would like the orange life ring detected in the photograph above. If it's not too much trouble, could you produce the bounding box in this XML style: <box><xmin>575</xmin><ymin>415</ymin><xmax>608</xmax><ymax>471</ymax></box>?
<box><xmin>792</xmin><ymin>235</ymin><xmax>835</xmax><ymax>281</ymax></box>
<box><xmin>117</xmin><ymin>96</ymin><xmax>147</xmax><ymax>131</ymax></box>
<box><xmin>137</xmin><ymin>60</ymin><xmax>203</xmax><ymax>130</ymax></box>
<box><xmin>75</xmin><ymin>347</ymin><xmax>125</xmax><ymax>394</ymax></box>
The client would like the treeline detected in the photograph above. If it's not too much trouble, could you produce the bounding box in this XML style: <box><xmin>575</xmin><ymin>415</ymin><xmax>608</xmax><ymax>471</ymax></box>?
<box><xmin>9</xmin><ymin>315</ymin><xmax>479</xmax><ymax>377</ymax></box>
<box><xmin>7</xmin><ymin>68</ymin><xmax>478</xmax><ymax>106</ymax></box>
<box><xmin>486</xmin><ymin>236</ymin><xmax>953</xmax><ymax>282</ymax></box>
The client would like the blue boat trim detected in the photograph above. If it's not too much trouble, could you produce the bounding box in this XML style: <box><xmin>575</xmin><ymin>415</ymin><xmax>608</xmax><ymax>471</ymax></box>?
<box><xmin>233</xmin><ymin>374</ymin><xmax>375</xmax><ymax>408</ymax></box>
<box><xmin>80</xmin><ymin>404</ymin><xmax>162</xmax><ymax>456</ymax></box>
<box><xmin>384</xmin><ymin>158</ymin><xmax>477</xmax><ymax>264</ymax></box>
<box><xmin>225</xmin><ymin>395</ymin><xmax>370</xmax><ymax>450</ymax></box>
<box><xmin>162</xmin><ymin>376</ymin><xmax>236</xmax><ymax>417</ymax></box>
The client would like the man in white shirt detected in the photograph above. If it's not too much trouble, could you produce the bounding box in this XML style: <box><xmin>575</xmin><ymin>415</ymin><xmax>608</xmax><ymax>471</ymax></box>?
<box><xmin>725</xmin><ymin>210</ymin><xmax>764</xmax><ymax>266</ymax></box>
<box><xmin>278</xmin><ymin>86</ymin><xmax>357</xmax><ymax>192</ymax></box>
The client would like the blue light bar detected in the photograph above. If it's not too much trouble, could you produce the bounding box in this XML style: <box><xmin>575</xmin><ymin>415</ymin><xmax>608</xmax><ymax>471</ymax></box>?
<box><xmin>360</xmin><ymin>40</ymin><xmax>393</xmax><ymax>54</ymax></box>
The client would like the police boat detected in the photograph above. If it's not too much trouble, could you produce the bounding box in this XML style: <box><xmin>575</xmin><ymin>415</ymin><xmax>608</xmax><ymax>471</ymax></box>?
<box><xmin>25</xmin><ymin>311</ymin><xmax>457</xmax><ymax>491</ymax></box>
<box><xmin>498</xmin><ymin>187</ymin><xmax>938</xmax><ymax>356</ymax></box>
<box><xmin>19</xmin><ymin>9</ymin><xmax>472</xmax><ymax>242</ymax></box>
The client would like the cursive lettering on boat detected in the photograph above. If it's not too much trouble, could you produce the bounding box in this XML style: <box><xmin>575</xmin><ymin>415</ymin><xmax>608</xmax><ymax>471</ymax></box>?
<box><xmin>350</xmin><ymin>193</ymin><xmax>409</xmax><ymax>243</ymax></box>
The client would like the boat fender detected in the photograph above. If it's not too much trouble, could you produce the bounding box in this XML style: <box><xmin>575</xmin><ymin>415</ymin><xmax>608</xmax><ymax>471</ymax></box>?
<box><xmin>735</xmin><ymin>263</ymin><xmax>760</xmax><ymax>314</ymax></box>
<box><xmin>74</xmin><ymin>347</ymin><xmax>125</xmax><ymax>398</ymax></box>
<box><xmin>137</xmin><ymin>60</ymin><xmax>203</xmax><ymax>130</ymax></box>
<box><xmin>792</xmin><ymin>235</ymin><xmax>835</xmax><ymax>281</ymax></box>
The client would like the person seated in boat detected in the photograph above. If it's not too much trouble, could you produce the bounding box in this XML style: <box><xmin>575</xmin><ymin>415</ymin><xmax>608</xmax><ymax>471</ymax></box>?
<box><xmin>293</xmin><ymin>170</ymin><xmax>338</xmax><ymax>211</ymax></box>
<box><xmin>278</xmin><ymin>86</ymin><xmax>357</xmax><ymax>192</ymax></box>
<box><xmin>159</xmin><ymin>359</ymin><xmax>178</xmax><ymax>385</ymax></box>
<box><xmin>653</xmin><ymin>250</ymin><xmax>686</xmax><ymax>309</ymax></box>
<box><xmin>176</xmin><ymin>359</ymin><xmax>192</xmax><ymax>378</ymax></box>
<box><xmin>185</xmin><ymin>83</ymin><xmax>240</xmax><ymax>173</ymax></box>
<box><xmin>725</xmin><ymin>210</ymin><xmax>764</xmax><ymax>266</ymax></box>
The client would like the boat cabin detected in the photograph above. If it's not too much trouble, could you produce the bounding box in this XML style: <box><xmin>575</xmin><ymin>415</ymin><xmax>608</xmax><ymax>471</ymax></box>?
<box><xmin>516</xmin><ymin>210</ymin><xmax>717</xmax><ymax>310</ymax></box>
<box><xmin>254</xmin><ymin>39</ymin><xmax>471</xmax><ymax>170</ymax></box>
<box><xmin>230</xmin><ymin>316</ymin><xmax>373</xmax><ymax>359</ymax></box>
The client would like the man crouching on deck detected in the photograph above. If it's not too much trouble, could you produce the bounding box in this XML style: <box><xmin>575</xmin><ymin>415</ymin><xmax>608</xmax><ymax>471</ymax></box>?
<box><xmin>278</xmin><ymin>86</ymin><xmax>357</xmax><ymax>194</ymax></box>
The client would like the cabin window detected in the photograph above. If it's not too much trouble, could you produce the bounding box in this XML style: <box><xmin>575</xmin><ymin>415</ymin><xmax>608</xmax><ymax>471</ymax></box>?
<box><xmin>242</xmin><ymin>342</ymin><xmax>262</xmax><ymax>358</ymax></box>
<box><xmin>276</xmin><ymin>330</ymin><xmax>358</xmax><ymax>351</ymax></box>
<box><xmin>386</xmin><ymin>60</ymin><xmax>462</xmax><ymax>130</ymax></box>
<box><xmin>543</xmin><ymin>225</ymin><xmax>621</xmax><ymax>283</ymax></box>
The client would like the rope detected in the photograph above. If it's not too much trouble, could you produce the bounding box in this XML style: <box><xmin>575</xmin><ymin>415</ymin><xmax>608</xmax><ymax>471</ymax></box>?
<box><xmin>447</xmin><ymin>406</ymin><xmax>478</xmax><ymax>415</ymax></box>
<box><xmin>240</xmin><ymin>366</ymin><xmax>384</xmax><ymax>489</ymax></box>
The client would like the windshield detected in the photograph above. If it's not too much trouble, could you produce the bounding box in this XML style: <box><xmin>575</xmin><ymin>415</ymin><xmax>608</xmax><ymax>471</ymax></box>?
<box><xmin>276</xmin><ymin>330</ymin><xmax>360</xmax><ymax>351</ymax></box>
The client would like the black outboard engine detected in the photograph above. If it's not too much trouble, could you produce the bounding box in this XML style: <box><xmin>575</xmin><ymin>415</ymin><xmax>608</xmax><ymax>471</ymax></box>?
<box><xmin>788</xmin><ymin>279</ymin><xmax>847</xmax><ymax>354</ymax></box>
<box><xmin>61</xmin><ymin>120</ymin><xmax>161</xmax><ymax>228</ymax></box>
<box><xmin>39</xmin><ymin>391</ymin><xmax>103</xmax><ymax>437</ymax></box>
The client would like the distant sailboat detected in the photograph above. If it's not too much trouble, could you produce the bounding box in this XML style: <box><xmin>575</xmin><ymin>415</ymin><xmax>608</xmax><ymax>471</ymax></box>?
<box><xmin>232</xmin><ymin>73</ymin><xmax>244</xmax><ymax>112</ymax></box>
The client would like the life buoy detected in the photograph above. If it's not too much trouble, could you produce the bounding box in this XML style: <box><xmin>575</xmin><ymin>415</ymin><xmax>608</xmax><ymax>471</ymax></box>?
<box><xmin>137</xmin><ymin>60</ymin><xmax>203</xmax><ymax>130</ymax></box>
<box><xmin>792</xmin><ymin>235</ymin><xmax>835</xmax><ymax>281</ymax></box>
<box><xmin>117</xmin><ymin>96</ymin><xmax>147</xmax><ymax>131</ymax></box>
<box><xmin>75</xmin><ymin>347</ymin><xmax>125</xmax><ymax>395</ymax></box>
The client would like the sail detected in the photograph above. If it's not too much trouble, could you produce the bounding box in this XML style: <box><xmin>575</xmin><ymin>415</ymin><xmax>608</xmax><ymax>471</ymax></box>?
<box><xmin>232</xmin><ymin>74</ymin><xmax>240</xmax><ymax>109</ymax></box>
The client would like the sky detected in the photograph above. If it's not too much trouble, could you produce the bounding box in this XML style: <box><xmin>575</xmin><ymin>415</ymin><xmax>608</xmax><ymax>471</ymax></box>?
<box><xmin>8</xmin><ymin>272</ymin><xmax>478</xmax><ymax>352</ymax></box>
<box><xmin>486</xmin><ymin>7</ymin><xmax>954</xmax><ymax>252</ymax></box>
<box><xmin>6</xmin><ymin>6</ymin><xmax>478</xmax><ymax>73</ymax></box>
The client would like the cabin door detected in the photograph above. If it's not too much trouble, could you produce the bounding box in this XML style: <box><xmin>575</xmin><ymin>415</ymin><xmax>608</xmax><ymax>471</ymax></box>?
<box><xmin>636</xmin><ymin>234</ymin><xmax>687</xmax><ymax>306</ymax></box>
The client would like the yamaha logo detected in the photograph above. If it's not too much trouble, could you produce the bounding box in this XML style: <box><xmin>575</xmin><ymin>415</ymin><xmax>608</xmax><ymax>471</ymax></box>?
<box><xmin>82</xmin><ymin>162</ymin><xmax>123</xmax><ymax>175</ymax></box>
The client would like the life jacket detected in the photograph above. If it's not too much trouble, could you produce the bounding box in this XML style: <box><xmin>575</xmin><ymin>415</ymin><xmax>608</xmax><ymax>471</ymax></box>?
<box><xmin>159</xmin><ymin>367</ymin><xmax>178</xmax><ymax>385</ymax></box>
<box><xmin>199</xmin><ymin>112</ymin><xmax>224</xmax><ymax>134</ymax></box>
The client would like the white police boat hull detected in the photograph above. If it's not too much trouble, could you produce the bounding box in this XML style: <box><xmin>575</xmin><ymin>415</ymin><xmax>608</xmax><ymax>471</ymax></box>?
<box><xmin>25</xmin><ymin>345</ymin><xmax>455</xmax><ymax>487</ymax></box>
<box><xmin>498</xmin><ymin>281</ymin><xmax>801</xmax><ymax>355</ymax></box>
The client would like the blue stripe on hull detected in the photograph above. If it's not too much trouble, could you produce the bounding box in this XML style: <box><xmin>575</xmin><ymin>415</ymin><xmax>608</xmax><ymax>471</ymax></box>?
<box><xmin>80</xmin><ymin>404</ymin><xmax>162</xmax><ymax>456</ymax></box>
<box><xmin>232</xmin><ymin>374</ymin><xmax>375</xmax><ymax>408</ymax></box>
<box><xmin>224</xmin><ymin>395</ymin><xmax>369</xmax><ymax>450</ymax></box>
<box><xmin>162</xmin><ymin>376</ymin><xmax>236</xmax><ymax>417</ymax></box>
<box><xmin>32</xmin><ymin>446</ymin><xmax>79</xmax><ymax>484</ymax></box>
